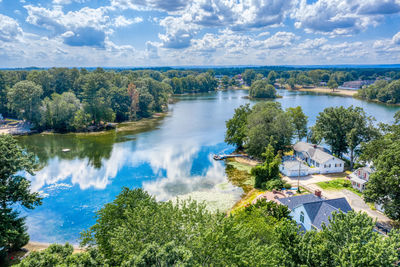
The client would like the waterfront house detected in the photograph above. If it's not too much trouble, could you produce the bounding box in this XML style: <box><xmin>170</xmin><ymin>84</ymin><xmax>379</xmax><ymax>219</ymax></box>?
<box><xmin>277</xmin><ymin>193</ymin><xmax>352</xmax><ymax>231</ymax></box>
<box><xmin>293</xmin><ymin>142</ymin><xmax>345</xmax><ymax>174</ymax></box>
<box><xmin>348</xmin><ymin>167</ymin><xmax>373</xmax><ymax>192</ymax></box>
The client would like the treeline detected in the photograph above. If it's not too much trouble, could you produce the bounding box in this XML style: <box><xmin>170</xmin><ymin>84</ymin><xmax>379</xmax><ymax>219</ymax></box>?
<box><xmin>356</xmin><ymin>79</ymin><xmax>400</xmax><ymax>104</ymax></box>
<box><xmin>237</xmin><ymin>68</ymin><xmax>400</xmax><ymax>89</ymax></box>
<box><xmin>16</xmin><ymin>189</ymin><xmax>400</xmax><ymax>266</ymax></box>
<box><xmin>0</xmin><ymin>68</ymin><xmax>218</xmax><ymax>132</ymax></box>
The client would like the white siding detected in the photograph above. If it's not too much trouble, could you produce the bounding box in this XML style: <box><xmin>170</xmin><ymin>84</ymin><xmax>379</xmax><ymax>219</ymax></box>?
<box><xmin>318</xmin><ymin>158</ymin><xmax>344</xmax><ymax>174</ymax></box>
<box><xmin>291</xmin><ymin>205</ymin><xmax>312</xmax><ymax>231</ymax></box>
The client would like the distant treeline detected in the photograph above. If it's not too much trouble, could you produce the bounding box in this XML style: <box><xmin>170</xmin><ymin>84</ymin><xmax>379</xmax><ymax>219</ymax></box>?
<box><xmin>0</xmin><ymin>68</ymin><xmax>217</xmax><ymax>132</ymax></box>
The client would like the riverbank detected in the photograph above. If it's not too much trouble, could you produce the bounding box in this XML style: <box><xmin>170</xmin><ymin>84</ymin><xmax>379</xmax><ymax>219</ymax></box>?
<box><xmin>296</xmin><ymin>87</ymin><xmax>358</xmax><ymax>97</ymax></box>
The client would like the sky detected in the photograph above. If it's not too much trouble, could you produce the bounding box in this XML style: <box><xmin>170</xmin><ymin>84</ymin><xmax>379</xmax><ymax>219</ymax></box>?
<box><xmin>1</xmin><ymin>0</ymin><xmax>400</xmax><ymax>68</ymax></box>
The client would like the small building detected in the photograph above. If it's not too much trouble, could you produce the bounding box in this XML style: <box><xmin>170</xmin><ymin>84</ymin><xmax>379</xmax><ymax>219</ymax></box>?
<box><xmin>348</xmin><ymin>167</ymin><xmax>373</xmax><ymax>192</ymax></box>
<box><xmin>277</xmin><ymin>193</ymin><xmax>352</xmax><ymax>231</ymax></box>
<box><xmin>293</xmin><ymin>142</ymin><xmax>345</xmax><ymax>174</ymax></box>
<box><xmin>280</xmin><ymin>159</ymin><xmax>310</xmax><ymax>177</ymax></box>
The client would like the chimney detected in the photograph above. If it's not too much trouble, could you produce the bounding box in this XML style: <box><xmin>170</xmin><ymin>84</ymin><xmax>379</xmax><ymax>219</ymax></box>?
<box><xmin>315</xmin><ymin>190</ymin><xmax>322</xmax><ymax>198</ymax></box>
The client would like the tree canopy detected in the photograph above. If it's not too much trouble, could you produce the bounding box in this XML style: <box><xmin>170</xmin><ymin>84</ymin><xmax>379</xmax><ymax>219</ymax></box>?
<box><xmin>0</xmin><ymin>135</ymin><xmax>42</xmax><ymax>261</ymax></box>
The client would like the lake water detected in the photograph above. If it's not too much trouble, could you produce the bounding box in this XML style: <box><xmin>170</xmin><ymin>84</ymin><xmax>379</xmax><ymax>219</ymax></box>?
<box><xmin>17</xmin><ymin>89</ymin><xmax>400</xmax><ymax>244</ymax></box>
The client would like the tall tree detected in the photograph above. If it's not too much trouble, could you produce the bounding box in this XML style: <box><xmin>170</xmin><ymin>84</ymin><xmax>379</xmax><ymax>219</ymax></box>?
<box><xmin>249</xmin><ymin>80</ymin><xmax>277</xmax><ymax>99</ymax></box>
<box><xmin>225</xmin><ymin>104</ymin><xmax>251</xmax><ymax>149</ymax></box>
<box><xmin>313</xmin><ymin>106</ymin><xmax>376</xmax><ymax>167</ymax></box>
<box><xmin>251</xmin><ymin>144</ymin><xmax>281</xmax><ymax>188</ymax></box>
<box><xmin>287</xmin><ymin>106</ymin><xmax>308</xmax><ymax>141</ymax></box>
<box><xmin>327</xmin><ymin>78</ymin><xmax>338</xmax><ymax>92</ymax></box>
<box><xmin>7</xmin><ymin>81</ymin><xmax>43</xmax><ymax>123</ymax></box>
<box><xmin>246</xmin><ymin>102</ymin><xmax>294</xmax><ymax>157</ymax></box>
<box><xmin>0</xmin><ymin>135</ymin><xmax>42</xmax><ymax>259</ymax></box>
<box><xmin>243</xmin><ymin>69</ymin><xmax>256</xmax><ymax>86</ymax></box>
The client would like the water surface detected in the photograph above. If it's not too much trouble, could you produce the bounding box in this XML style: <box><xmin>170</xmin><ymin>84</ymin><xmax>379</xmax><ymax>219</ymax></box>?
<box><xmin>18</xmin><ymin>89</ymin><xmax>399</xmax><ymax>243</ymax></box>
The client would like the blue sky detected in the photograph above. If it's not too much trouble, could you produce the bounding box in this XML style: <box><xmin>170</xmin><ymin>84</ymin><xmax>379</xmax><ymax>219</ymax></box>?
<box><xmin>1</xmin><ymin>0</ymin><xmax>400</xmax><ymax>67</ymax></box>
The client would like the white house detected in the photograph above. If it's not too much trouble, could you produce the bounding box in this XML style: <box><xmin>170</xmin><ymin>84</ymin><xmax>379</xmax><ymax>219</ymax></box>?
<box><xmin>348</xmin><ymin>167</ymin><xmax>373</xmax><ymax>192</ymax></box>
<box><xmin>278</xmin><ymin>194</ymin><xmax>352</xmax><ymax>231</ymax></box>
<box><xmin>293</xmin><ymin>142</ymin><xmax>345</xmax><ymax>174</ymax></box>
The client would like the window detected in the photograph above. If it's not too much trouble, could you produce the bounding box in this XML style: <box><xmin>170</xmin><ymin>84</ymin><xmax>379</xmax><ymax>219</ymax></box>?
<box><xmin>300</xmin><ymin>211</ymin><xmax>305</xmax><ymax>223</ymax></box>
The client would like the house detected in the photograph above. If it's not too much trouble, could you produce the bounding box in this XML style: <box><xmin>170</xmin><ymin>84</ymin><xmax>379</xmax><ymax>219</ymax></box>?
<box><xmin>338</xmin><ymin>80</ymin><xmax>376</xmax><ymax>90</ymax></box>
<box><xmin>293</xmin><ymin>142</ymin><xmax>344</xmax><ymax>174</ymax></box>
<box><xmin>348</xmin><ymin>167</ymin><xmax>373</xmax><ymax>192</ymax></box>
<box><xmin>277</xmin><ymin>193</ymin><xmax>352</xmax><ymax>231</ymax></box>
<box><xmin>279</xmin><ymin>157</ymin><xmax>318</xmax><ymax>177</ymax></box>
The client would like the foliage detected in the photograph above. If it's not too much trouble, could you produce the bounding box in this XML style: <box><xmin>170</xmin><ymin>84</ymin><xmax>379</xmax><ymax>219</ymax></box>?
<box><xmin>242</xmin><ymin>69</ymin><xmax>256</xmax><ymax>86</ymax></box>
<box><xmin>244</xmin><ymin>199</ymin><xmax>291</xmax><ymax>221</ymax></box>
<box><xmin>249</xmin><ymin>80</ymin><xmax>277</xmax><ymax>98</ymax></box>
<box><xmin>7</xmin><ymin>81</ymin><xmax>43</xmax><ymax>123</ymax></box>
<box><xmin>357</xmin><ymin>79</ymin><xmax>400</xmax><ymax>104</ymax></box>
<box><xmin>251</xmin><ymin>144</ymin><xmax>281</xmax><ymax>189</ymax></box>
<box><xmin>313</xmin><ymin>106</ymin><xmax>377</xmax><ymax>168</ymax></box>
<box><xmin>287</xmin><ymin>106</ymin><xmax>308</xmax><ymax>141</ymax></box>
<box><xmin>246</xmin><ymin>102</ymin><xmax>294</xmax><ymax>157</ymax></box>
<box><xmin>297</xmin><ymin>211</ymin><xmax>400</xmax><ymax>266</ymax></box>
<box><xmin>224</xmin><ymin>104</ymin><xmax>251</xmax><ymax>149</ymax></box>
<box><xmin>0</xmin><ymin>135</ymin><xmax>42</xmax><ymax>260</ymax></box>
<box><xmin>327</xmin><ymin>78</ymin><xmax>338</xmax><ymax>91</ymax></box>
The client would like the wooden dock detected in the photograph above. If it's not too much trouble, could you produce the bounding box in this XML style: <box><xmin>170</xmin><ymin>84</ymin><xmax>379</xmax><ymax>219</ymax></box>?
<box><xmin>213</xmin><ymin>154</ymin><xmax>247</xmax><ymax>160</ymax></box>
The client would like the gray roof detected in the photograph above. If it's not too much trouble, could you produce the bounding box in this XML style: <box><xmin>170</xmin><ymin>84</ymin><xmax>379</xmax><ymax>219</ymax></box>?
<box><xmin>278</xmin><ymin>194</ymin><xmax>352</xmax><ymax>230</ymax></box>
<box><xmin>277</xmin><ymin>194</ymin><xmax>322</xmax><ymax>210</ymax></box>
<box><xmin>282</xmin><ymin>160</ymin><xmax>310</xmax><ymax>171</ymax></box>
<box><xmin>293</xmin><ymin>142</ymin><xmax>344</xmax><ymax>164</ymax></box>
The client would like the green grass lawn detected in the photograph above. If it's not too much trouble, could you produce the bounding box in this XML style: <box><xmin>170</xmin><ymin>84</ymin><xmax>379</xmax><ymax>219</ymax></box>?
<box><xmin>316</xmin><ymin>178</ymin><xmax>362</xmax><ymax>197</ymax></box>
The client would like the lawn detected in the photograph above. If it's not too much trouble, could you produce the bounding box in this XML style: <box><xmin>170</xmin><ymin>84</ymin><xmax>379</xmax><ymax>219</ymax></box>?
<box><xmin>316</xmin><ymin>178</ymin><xmax>362</xmax><ymax>196</ymax></box>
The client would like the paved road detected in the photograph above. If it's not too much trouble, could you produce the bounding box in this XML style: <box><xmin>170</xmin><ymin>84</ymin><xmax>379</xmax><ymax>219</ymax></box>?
<box><xmin>283</xmin><ymin>174</ymin><xmax>390</xmax><ymax>223</ymax></box>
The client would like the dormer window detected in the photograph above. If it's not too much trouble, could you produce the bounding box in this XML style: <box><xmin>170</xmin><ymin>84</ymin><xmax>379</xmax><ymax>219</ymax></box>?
<box><xmin>300</xmin><ymin>211</ymin><xmax>305</xmax><ymax>223</ymax></box>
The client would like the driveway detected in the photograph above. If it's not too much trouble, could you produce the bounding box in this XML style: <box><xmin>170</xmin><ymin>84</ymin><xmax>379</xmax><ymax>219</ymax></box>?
<box><xmin>283</xmin><ymin>174</ymin><xmax>391</xmax><ymax>223</ymax></box>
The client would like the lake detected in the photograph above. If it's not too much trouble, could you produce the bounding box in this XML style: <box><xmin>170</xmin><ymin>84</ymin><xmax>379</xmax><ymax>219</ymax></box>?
<box><xmin>17</xmin><ymin>89</ymin><xmax>400</xmax><ymax>244</ymax></box>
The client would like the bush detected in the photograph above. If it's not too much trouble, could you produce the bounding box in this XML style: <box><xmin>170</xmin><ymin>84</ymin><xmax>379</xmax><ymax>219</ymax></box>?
<box><xmin>264</xmin><ymin>179</ymin><xmax>284</xmax><ymax>190</ymax></box>
<box><xmin>283</xmin><ymin>183</ymin><xmax>292</xmax><ymax>189</ymax></box>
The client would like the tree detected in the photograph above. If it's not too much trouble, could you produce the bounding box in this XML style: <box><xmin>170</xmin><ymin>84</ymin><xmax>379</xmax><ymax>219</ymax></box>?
<box><xmin>246</xmin><ymin>102</ymin><xmax>294</xmax><ymax>157</ymax></box>
<box><xmin>327</xmin><ymin>78</ymin><xmax>338</xmax><ymax>92</ymax></box>
<box><xmin>287</xmin><ymin>106</ymin><xmax>308</xmax><ymax>141</ymax></box>
<box><xmin>0</xmin><ymin>135</ymin><xmax>42</xmax><ymax>260</ymax></box>
<box><xmin>313</xmin><ymin>106</ymin><xmax>376</xmax><ymax>166</ymax></box>
<box><xmin>7</xmin><ymin>81</ymin><xmax>43</xmax><ymax>123</ymax></box>
<box><xmin>298</xmin><ymin>211</ymin><xmax>400</xmax><ymax>266</ymax></box>
<box><xmin>363</xmin><ymin>140</ymin><xmax>400</xmax><ymax>220</ymax></box>
<box><xmin>249</xmin><ymin>80</ymin><xmax>277</xmax><ymax>98</ymax></box>
<box><xmin>243</xmin><ymin>69</ymin><xmax>256</xmax><ymax>86</ymax></box>
<box><xmin>251</xmin><ymin>144</ymin><xmax>281</xmax><ymax>189</ymax></box>
<box><xmin>39</xmin><ymin>92</ymin><xmax>81</xmax><ymax>132</ymax></box>
<box><xmin>221</xmin><ymin>75</ymin><xmax>230</xmax><ymax>89</ymax></box>
<box><xmin>225</xmin><ymin>104</ymin><xmax>251</xmax><ymax>149</ymax></box>
<box><xmin>266</xmin><ymin>71</ymin><xmax>277</xmax><ymax>84</ymax></box>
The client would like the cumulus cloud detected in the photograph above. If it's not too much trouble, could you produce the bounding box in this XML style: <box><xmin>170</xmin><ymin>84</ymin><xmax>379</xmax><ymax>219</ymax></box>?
<box><xmin>0</xmin><ymin>14</ymin><xmax>23</xmax><ymax>42</ymax></box>
<box><xmin>111</xmin><ymin>0</ymin><xmax>188</xmax><ymax>12</ymax></box>
<box><xmin>158</xmin><ymin>16</ymin><xmax>199</xmax><ymax>49</ymax></box>
<box><xmin>393</xmin><ymin>31</ymin><xmax>400</xmax><ymax>45</ymax></box>
<box><xmin>24</xmin><ymin>5</ymin><xmax>141</xmax><ymax>47</ymax></box>
<box><xmin>292</xmin><ymin>0</ymin><xmax>400</xmax><ymax>36</ymax></box>
<box><xmin>261</xmin><ymin>31</ymin><xmax>298</xmax><ymax>49</ymax></box>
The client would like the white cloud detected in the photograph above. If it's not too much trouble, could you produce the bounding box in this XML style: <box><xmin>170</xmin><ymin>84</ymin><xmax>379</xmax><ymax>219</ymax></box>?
<box><xmin>114</xmin><ymin>15</ymin><xmax>142</xmax><ymax>27</ymax></box>
<box><xmin>393</xmin><ymin>31</ymin><xmax>400</xmax><ymax>45</ymax></box>
<box><xmin>110</xmin><ymin>0</ymin><xmax>188</xmax><ymax>12</ymax></box>
<box><xmin>261</xmin><ymin>31</ymin><xmax>298</xmax><ymax>49</ymax></box>
<box><xmin>0</xmin><ymin>14</ymin><xmax>23</xmax><ymax>42</ymax></box>
<box><xmin>292</xmin><ymin>0</ymin><xmax>400</xmax><ymax>36</ymax></box>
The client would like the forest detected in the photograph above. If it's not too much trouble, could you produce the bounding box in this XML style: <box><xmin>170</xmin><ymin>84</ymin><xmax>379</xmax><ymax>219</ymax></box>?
<box><xmin>0</xmin><ymin>68</ymin><xmax>218</xmax><ymax>132</ymax></box>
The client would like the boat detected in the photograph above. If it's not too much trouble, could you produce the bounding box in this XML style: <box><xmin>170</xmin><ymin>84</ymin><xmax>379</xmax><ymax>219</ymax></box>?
<box><xmin>62</xmin><ymin>149</ymin><xmax>71</xmax><ymax>152</ymax></box>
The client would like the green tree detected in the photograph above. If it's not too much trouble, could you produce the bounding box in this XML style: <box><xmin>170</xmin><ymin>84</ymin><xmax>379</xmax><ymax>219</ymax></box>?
<box><xmin>39</xmin><ymin>92</ymin><xmax>81</xmax><ymax>132</ymax></box>
<box><xmin>298</xmin><ymin>211</ymin><xmax>400</xmax><ymax>266</ymax></box>
<box><xmin>0</xmin><ymin>135</ymin><xmax>42</xmax><ymax>260</ymax></box>
<box><xmin>7</xmin><ymin>81</ymin><xmax>43</xmax><ymax>123</ymax></box>
<box><xmin>313</xmin><ymin>106</ymin><xmax>376</xmax><ymax>165</ymax></box>
<box><xmin>225</xmin><ymin>104</ymin><xmax>251</xmax><ymax>149</ymax></box>
<box><xmin>363</xmin><ymin>140</ymin><xmax>400</xmax><ymax>220</ymax></box>
<box><xmin>243</xmin><ymin>69</ymin><xmax>256</xmax><ymax>86</ymax></box>
<box><xmin>221</xmin><ymin>75</ymin><xmax>230</xmax><ymax>89</ymax></box>
<box><xmin>266</xmin><ymin>71</ymin><xmax>277</xmax><ymax>84</ymax></box>
<box><xmin>251</xmin><ymin>144</ymin><xmax>281</xmax><ymax>188</ymax></box>
<box><xmin>287</xmin><ymin>106</ymin><xmax>308</xmax><ymax>141</ymax></box>
<box><xmin>246</xmin><ymin>102</ymin><xmax>294</xmax><ymax>157</ymax></box>
<box><xmin>327</xmin><ymin>78</ymin><xmax>338</xmax><ymax>92</ymax></box>
<box><xmin>249</xmin><ymin>80</ymin><xmax>277</xmax><ymax>98</ymax></box>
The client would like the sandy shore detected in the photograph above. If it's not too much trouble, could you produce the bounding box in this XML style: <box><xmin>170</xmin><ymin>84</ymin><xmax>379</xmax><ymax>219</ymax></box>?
<box><xmin>24</xmin><ymin>241</ymin><xmax>84</xmax><ymax>253</ymax></box>
<box><xmin>297</xmin><ymin>87</ymin><xmax>358</xmax><ymax>97</ymax></box>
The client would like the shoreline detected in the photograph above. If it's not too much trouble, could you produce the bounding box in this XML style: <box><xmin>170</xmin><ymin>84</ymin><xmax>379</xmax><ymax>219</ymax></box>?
<box><xmin>294</xmin><ymin>87</ymin><xmax>358</xmax><ymax>97</ymax></box>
